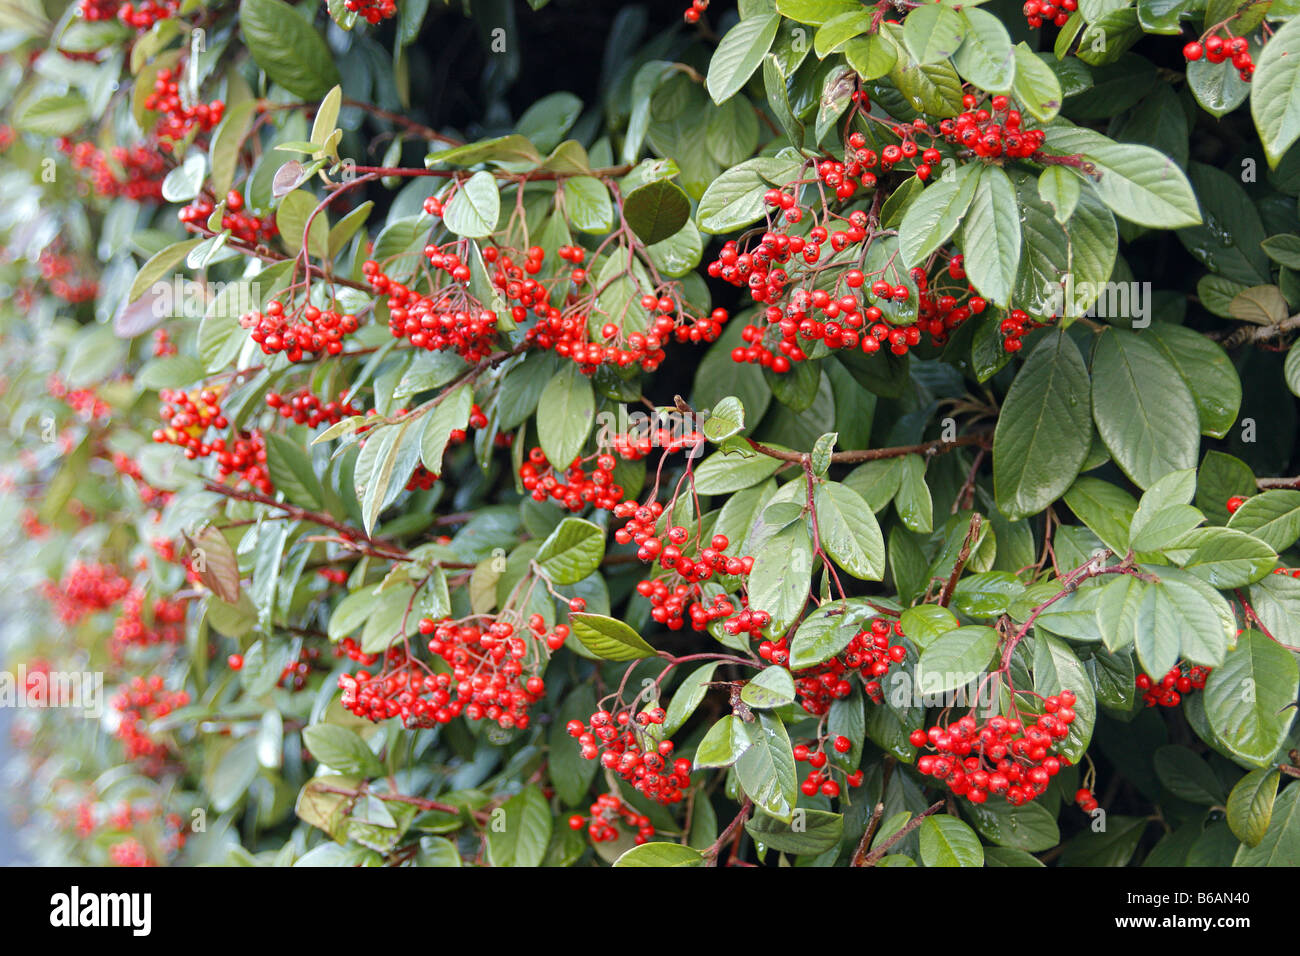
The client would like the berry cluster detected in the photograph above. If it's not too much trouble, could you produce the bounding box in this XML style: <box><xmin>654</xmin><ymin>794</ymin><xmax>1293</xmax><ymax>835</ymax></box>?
<box><xmin>909</xmin><ymin>692</ymin><xmax>1078</xmax><ymax>806</ymax></box>
<box><xmin>1136</xmin><ymin>663</ymin><xmax>1211</xmax><ymax>707</ymax></box>
<box><xmin>1075</xmin><ymin>786</ymin><xmax>1099</xmax><ymax>814</ymax></box>
<box><xmin>1183</xmin><ymin>35</ymin><xmax>1255</xmax><ymax>81</ymax></box>
<box><xmin>109</xmin><ymin>839</ymin><xmax>154</xmax><ymax>867</ymax></box>
<box><xmin>997</xmin><ymin>307</ymin><xmax>1053</xmax><ymax>353</ymax></box>
<box><xmin>914</xmin><ymin>257</ymin><xmax>987</xmax><ymax>347</ymax></box>
<box><xmin>794</xmin><ymin>740</ymin><xmax>865</xmax><ymax>797</ymax></box>
<box><xmin>568</xmin><ymin>792</ymin><xmax>655</xmax><ymax>845</ymax></box>
<box><xmin>277</xmin><ymin>645</ymin><xmax>324</xmax><ymax>691</ymax></box>
<box><xmin>38</xmin><ymin>247</ymin><xmax>98</xmax><ymax>303</ymax></box>
<box><xmin>47</xmin><ymin>374</ymin><xmax>110</xmax><ymax>421</ymax></box>
<box><xmin>143</xmin><ymin>67</ymin><xmax>224</xmax><ymax>146</ymax></box>
<box><xmin>265</xmin><ymin>388</ymin><xmax>363</xmax><ymax>428</ymax></box>
<box><xmin>78</xmin><ymin>0</ymin><xmax>179</xmax><ymax>30</ymax></box>
<box><xmin>566</xmin><ymin>707</ymin><xmax>692</xmax><ymax>805</ymax></box>
<box><xmin>343</xmin><ymin>0</ymin><xmax>396</xmax><ymax>23</ymax></box>
<box><xmin>682</xmin><ymin>0</ymin><xmax>709</xmax><ymax>23</ymax></box>
<box><xmin>365</xmin><ymin>255</ymin><xmax>499</xmax><ymax>363</ymax></box>
<box><xmin>180</xmin><ymin>191</ymin><xmax>279</xmax><ymax>246</ymax></box>
<box><xmin>939</xmin><ymin>95</ymin><xmax>1045</xmax><ymax>160</ymax></box>
<box><xmin>112</xmin><ymin>675</ymin><xmax>189</xmax><ymax>772</ymax></box>
<box><xmin>152</xmin><ymin>328</ymin><xmax>177</xmax><ymax>357</ymax></box>
<box><xmin>334</xmin><ymin>636</ymin><xmax>380</xmax><ymax>666</ymax></box>
<box><xmin>521</xmin><ymin>448</ymin><xmax>629</xmax><ymax>513</ymax></box>
<box><xmin>1021</xmin><ymin>0</ymin><xmax>1078</xmax><ymax>28</ymax></box>
<box><xmin>238</xmin><ymin>299</ymin><xmax>357</xmax><ymax>362</ymax></box>
<box><xmin>58</xmin><ymin>138</ymin><xmax>167</xmax><ymax>202</ymax></box>
<box><xmin>762</xmin><ymin>617</ymin><xmax>908</xmax><ymax>712</ymax></box>
<box><xmin>41</xmin><ymin>561</ymin><xmax>131</xmax><ymax>624</ymax></box>
<box><xmin>110</xmin><ymin>588</ymin><xmax>187</xmax><ymax>659</ymax></box>
<box><xmin>152</xmin><ymin>387</ymin><xmax>273</xmax><ymax>494</ymax></box>
<box><xmin>112</xmin><ymin>451</ymin><xmax>174</xmax><ymax>509</ymax></box>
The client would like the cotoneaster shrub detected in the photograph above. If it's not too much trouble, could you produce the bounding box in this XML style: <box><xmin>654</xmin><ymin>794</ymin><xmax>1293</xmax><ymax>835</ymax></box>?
<box><xmin>2</xmin><ymin>0</ymin><xmax>1300</xmax><ymax>868</ymax></box>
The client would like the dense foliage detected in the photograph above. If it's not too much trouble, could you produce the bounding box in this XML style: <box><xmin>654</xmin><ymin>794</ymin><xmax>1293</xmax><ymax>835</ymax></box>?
<box><xmin>3</xmin><ymin>0</ymin><xmax>1300</xmax><ymax>868</ymax></box>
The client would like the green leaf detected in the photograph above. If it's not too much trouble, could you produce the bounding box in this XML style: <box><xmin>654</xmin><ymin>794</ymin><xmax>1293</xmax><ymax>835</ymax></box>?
<box><xmin>623</xmin><ymin>179</ymin><xmax>691</xmax><ymax>245</ymax></box>
<box><xmin>1153</xmin><ymin>745</ymin><xmax>1227</xmax><ymax>804</ymax></box>
<box><xmin>302</xmin><ymin>724</ymin><xmax>384</xmax><ymax>777</ymax></box>
<box><xmin>1012</xmin><ymin>45</ymin><xmax>1063</xmax><ymax>122</ymax></box>
<box><xmin>703</xmin><ymin>396</ymin><xmax>745</xmax><ymax>442</ymax></box>
<box><xmin>536</xmin><ymin>364</ymin><xmax>595</xmax><ymax>470</ymax></box>
<box><xmin>693</xmin><ymin>444</ymin><xmax>786</xmax><ymax>493</ymax></box>
<box><xmin>613</xmin><ymin>842</ymin><xmax>706</xmax><ymax>866</ymax></box>
<box><xmin>1226</xmin><ymin>490</ymin><xmax>1300</xmax><ymax>552</ymax></box>
<box><xmin>1037</xmin><ymin>167</ymin><xmax>1080</xmax><ymax>223</ymax></box>
<box><xmin>562</xmin><ymin>176</ymin><xmax>614</xmax><ymax>233</ymax></box>
<box><xmin>951</xmin><ymin>8</ymin><xmax>1014</xmax><ymax>93</ymax></box>
<box><xmin>550</xmin><ymin>685</ymin><xmax>599</xmax><ymax>805</ymax></box>
<box><xmin>276</xmin><ymin>189</ymin><xmax>329</xmax><ymax>259</ymax></box>
<box><xmin>788</xmin><ymin>599</ymin><xmax>876</xmax><ymax>669</ymax></box>
<box><xmin>1042</xmin><ymin>126</ymin><xmax>1201</xmax><ymax>228</ymax></box>
<box><xmin>1091</xmin><ymin>328</ymin><xmax>1199</xmax><ymax>490</ymax></box>
<box><xmin>1180</xmin><ymin>526</ymin><xmax>1279</xmax><ymax>588</ymax></box>
<box><xmin>264</xmin><ymin>433</ymin><xmax>324</xmax><ymax>509</ymax></box>
<box><xmin>1032</xmin><ymin>633</ymin><xmax>1096</xmax><ymax>762</ymax></box>
<box><xmin>486</xmin><ymin>786</ymin><xmax>552</xmax><ymax>867</ymax></box>
<box><xmin>899</xmin><ymin>605</ymin><xmax>959</xmax><ymax>649</ymax></box>
<box><xmin>741</xmin><ymin>666</ymin><xmax>797</xmax><ymax>709</ymax></box>
<box><xmin>569</xmin><ymin>613</ymin><xmax>657</xmax><ymax>661</ymax></box>
<box><xmin>748</xmin><ymin>519</ymin><xmax>813</xmax><ymax>636</ymax></box>
<box><xmin>663</xmin><ymin>662</ymin><xmax>720</xmax><ymax>736</ymax></box>
<box><xmin>963</xmin><ymin>798</ymin><xmax>1060</xmax><ymax>851</ymax></box>
<box><xmin>813</xmin><ymin>482</ymin><xmax>885</xmax><ymax>580</ymax></box>
<box><xmin>920</xmin><ymin>815</ymin><xmax>984</xmax><ymax>867</ymax></box>
<box><xmin>353</xmin><ymin>412</ymin><xmax>425</xmax><ymax>535</ymax></box>
<box><xmin>960</xmin><ymin>165</ymin><xmax>1021</xmax><ymax>305</ymax></box>
<box><xmin>1145</xmin><ymin>322</ymin><xmax>1241</xmax><ymax>440</ymax></box>
<box><xmin>129</xmin><ymin>239</ymin><xmax>205</xmax><ymax>303</ymax></box>
<box><xmin>535</xmin><ymin>518</ymin><xmax>605</xmax><ymax>584</ymax></box>
<box><xmin>706</xmin><ymin>13</ymin><xmax>780</xmax><ymax>104</ymax></box>
<box><xmin>993</xmin><ymin>331</ymin><xmax>1092</xmax><ymax>520</ymax></box>
<box><xmin>240</xmin><ymin>0</ymin><xmax>341</xmax><ymax>98</ymax></box>
<box><xmin>746</xmin><ymin>809</ymin><xmax>844</xmax><ymax>854</ymax></box>
<box><xmin>443</xmin><ymin>170</ymin><xmax>500</xmax><ymax>239</ymax></box>
<box><xmin>1227</xmin><ymin>769</ymin><xmax>1280</xmax><ymax>848</ymax></box>
<box><xmin>1203</xmin><ymin>630</ymin><xmax>1299</xmax><ymax>767</ymax></box>
<box><xmin>903</xmin><ymin>4</ymin><xmax>966</xmax><ymax>64</ymax></box>
<box><xmin>894</xmin><ymin>454</ymin><xmax>933</xmax><ymax>535</ymax></box>
<box><xmin>696</xmin><ymin>715</ymin><xmax>753</xmax><ymax>768</ymax></box>
<box><xmin>419</xmin><ymin>384</ymin><xmax>474</xmax><ymax>475</ymax></box>
<box><xmin>1233</xmin><ymin>781</ymin><xmax>1300</xmax><ymax>865</ymax></box>
<box><xmin>735</xmin><ymin>711</ymin><xmax>798</xmax><ymax>821</ymax></box>
<box><xmin>898</xmin><ymin>164</ymin><xmax>979</xmax><ymax>267</ymax></box>
<box><xmin>1251</xmin><ymin>17</ymin><xmax>1300</xmax><ymax>166</ymax></box>
<box><xmin>916</xmin><ymin>626</ymin><xmax>999</xmax><ymax>694</ymax></box>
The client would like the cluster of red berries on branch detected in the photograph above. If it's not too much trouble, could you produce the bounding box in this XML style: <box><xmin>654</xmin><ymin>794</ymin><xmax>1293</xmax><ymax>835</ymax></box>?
<box><xmin>794</xmin><ymin>740</ymin><xmax>865</xmax><ymax>797</ymax></box>
<box><xmin>38</xmin><ymin>247</ymin><xmax>98</xmax><ymax>303</ymax></box>
<box><xmin>47</xmin><ymin>374</ymin><xmax>111</xmax><ymax>421</ymax></box>
<box><xmin>265</xmin><ymin>388</ymin><xmax>363</xmax><ymax>428</ymax></box>
<box><xmin>277</xmin><ymin>645</ymin><xmax>325</xmax><ymax>691</ymax></box>
<box><xmin>1022</xmin><ymin>0</ymin><xmax>1078</xmax><ymax>28</ymax></box>
<box><xmin>338</xmin><ymin>613</ymin><xmax>559</xmax><ymax>729</ymax></box>
<box><xmin>343</xmin><ymin>0</ymin><xmax>396</xmax><ymax>23</ymax></box>
<box><xmin>334</xmin><ymin>636</ymin><xmax>380</xmax><ymax>666</ymax></box>
<box><xmin>112</xmin><ymin>675</ymin><xmax>189</xmax><ymax>772</ymax></box>
<box><xmin>109</xmin><ymin>839</ymin><xmax>154</xmax><ymax>867</ymax></box>
<box><xmin>813</xmin><ymin>124</ymin><xmax>941</xmax><ymax>203</ymax></box>
<box><xmin>909</xmin><ymin>692</ymin><xmax>1078</xmax><ymax>806</ymax></box>
<box><xmin>568</xmin><ymin>792</ymin><xmax>656</xmax><ymax>844</ymax></box>
<box><xmin>238</xmin><ymin>298</ymin><xmax>358</xmax><ymax>362</ymax></box>
<box><xmin>566</xmin><ymin>706</ymin><xmax>693</xmax><ymax>805</ymax></box>
<box><xmin>152</xmin><ymin>328</ymin><xmax>178</xmax><ymax>357</ymax></box>
<box><xmin>997</xmin><ymin>306</ymin><xmax>1055</xmax><ymax>353</ymax></box>
<box><xmin>1183</xmin><ymin>33</ymin><xmax>1256</xmax><ymax>81</ymax></box>
<box><xmin>406</xmin><ymin>404</ymin><xmax>491</xmax><ymax>490</ymax></box>
<box><xmin>1272</xmin><ymin>566</ymin><xmax>1300</xmax><ymax>578</ymax></box>
<box><xmin>682</xmin><ymin>0</ymin><xmax>709</xmax><ymax>23</ymax></box>
<box><xmin>109</xmin><ymin>588</ymin><xmax>187</xmax><ymax>659</ymax></box>
<box><xmin>521</xmin><ymin>447</ymin><xmax>631</xmax><ymax>512</ymax></box>
<box><xmin>914</xmin><ymin>256</ymin><xmax>988</xmax><ymax>347</ymax></box>
<box><xmin>180</xmin><ymin>190</ymin><xmax>279</xmax><ymax>246</ymax></box>
<box><xmin>143</xmin><ymin>67</ymin><xmax>224</xmax><ymax>146</ymax></box>
<box><xmin>153</xmin><ymin>386</ymin><xmax>274</xmax><ymax>495</ymax></box>
<box><xmin>761</xmin><ymin>617</ymin><xmax>908</xmax><ymax>712</ymax></box>
<box><xmin>1136</xmin><ymin>663</ymin><xmax>1211</xmax><ymax>708</ymax></box>
<box><xmin>939</xmin><ymin>94</ymin><xmax>1046</xmax><ymax>160</ymax></box>
<box><xmin>77</xmin><ymin>0</ymin><xmax>179</xmax><ymax>30</ymax></box>
<box><xmin>366</xmin><ymin>253</ymin><xmax>499</xmax><ymax>363</ymax></box>
<box><xmin>1075</xmin><ymin>786</ymin><xmax>1100</xmax><ymax>814</ymax></box>
<box><xmin>41</xmin><ymin>561</ymin><xmax>132</xmax><ymax>624</ymax></box>
<box><xmin>57</xmin><ymin>138</ymin><xmax>168</xmax><ymax>202</ymax></box>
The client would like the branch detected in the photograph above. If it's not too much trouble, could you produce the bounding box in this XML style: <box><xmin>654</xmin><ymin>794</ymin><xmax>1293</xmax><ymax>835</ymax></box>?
<box><xmin>745</xmin><ymin>429</ymin><xmax>991</xmax><ymax>465</ymax></box>
<box><xmin>854</xmin><ymin>800</ymin><xmax>945</xmax><ymax>866</ymax></box>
